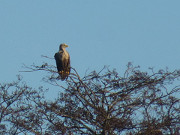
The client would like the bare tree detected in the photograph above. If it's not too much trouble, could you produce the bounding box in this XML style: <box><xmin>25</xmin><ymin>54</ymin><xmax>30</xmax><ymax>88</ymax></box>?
<box><xmin>1</xmin><ymin>63</ymin><xmax>180</xmax><ymax>135</ymax></box>
<box><xmin>0</xmin><ymin>76</ymin><xmax>45</xmax><ymax>134</ymax></box>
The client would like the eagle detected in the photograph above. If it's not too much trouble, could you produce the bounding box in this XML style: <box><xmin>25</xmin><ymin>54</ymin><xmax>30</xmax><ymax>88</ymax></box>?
<box><xmin>54</xmin><ymin>43</ymin><xmax>70</xmax><ymax>80</ymax></box>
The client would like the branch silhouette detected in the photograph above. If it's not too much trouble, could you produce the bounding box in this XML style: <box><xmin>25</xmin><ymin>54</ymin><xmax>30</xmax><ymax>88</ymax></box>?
<box><xmin>1</xmin><ymin>61</ymin><xmax>179</xmax><ymax>134</ymax></box>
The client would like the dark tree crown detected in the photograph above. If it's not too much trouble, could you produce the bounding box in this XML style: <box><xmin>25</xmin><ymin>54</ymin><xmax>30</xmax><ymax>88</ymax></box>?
<box><xmin>0</xmin><ymin>63</ymin><xmax>180</xmax><ymax>135</ymax></box>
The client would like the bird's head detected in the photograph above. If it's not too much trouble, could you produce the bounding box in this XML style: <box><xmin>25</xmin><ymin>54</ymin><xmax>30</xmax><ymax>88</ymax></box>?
<box><xmin>59</xmin><ymin>43</ymin><xmax>69</xmax><ymax>50</ymax></box>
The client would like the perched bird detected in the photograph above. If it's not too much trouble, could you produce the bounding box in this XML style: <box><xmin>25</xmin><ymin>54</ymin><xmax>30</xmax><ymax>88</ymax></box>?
<box><xmin>54</xmin><ymin>43</ymin><xmax>70</xmax><ymax>80</ymax></box>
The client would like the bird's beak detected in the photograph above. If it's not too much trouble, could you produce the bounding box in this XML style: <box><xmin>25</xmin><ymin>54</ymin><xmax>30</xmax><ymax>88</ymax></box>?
<box><xmin>65</xmin><ymin>44</ymin><xmax>69</xmax><ymax>47</ymax></box>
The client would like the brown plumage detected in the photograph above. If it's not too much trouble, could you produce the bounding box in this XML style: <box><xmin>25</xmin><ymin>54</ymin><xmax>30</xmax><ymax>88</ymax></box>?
<box><xmin>54</xmin><ymin>43</ymin><xmax>70</xmax><ymax>80</ymax></box>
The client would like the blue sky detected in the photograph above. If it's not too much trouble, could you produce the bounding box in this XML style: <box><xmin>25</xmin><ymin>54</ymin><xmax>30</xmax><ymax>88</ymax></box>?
<box><xmin>0</xmin><ymin>1</ymin><xmax>180</xmax><ymax>97</ymax></box>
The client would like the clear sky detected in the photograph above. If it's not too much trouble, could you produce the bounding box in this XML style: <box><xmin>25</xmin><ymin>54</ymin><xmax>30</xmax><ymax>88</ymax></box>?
<box><xmin>0</xmin><ymin>1</ymin><xmax>180</xmax><ymax>97</ymax></box>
